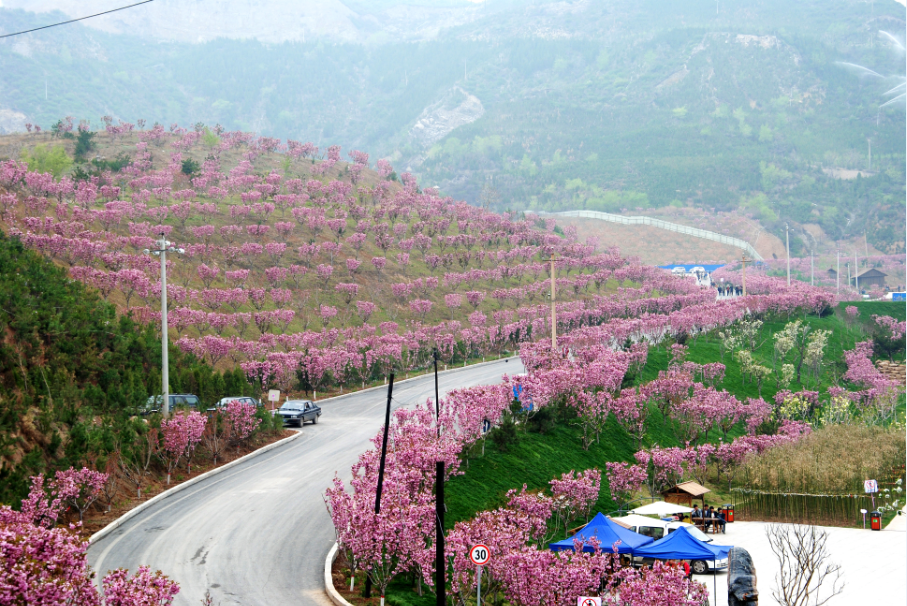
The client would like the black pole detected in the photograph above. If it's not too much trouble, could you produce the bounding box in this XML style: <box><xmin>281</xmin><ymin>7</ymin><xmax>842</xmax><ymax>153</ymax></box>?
<box><xmin>433</xmin><ymin>349</ymin><xmax>440</xmax><ymax>438</ymax></box>
<box><xmin>365</xmin><ymin>372</ymin><xmax>395</xmax><ymax>599</ymax></box>
<box><xmin>375</xmin><ymin>372</ymin><xmax>395</xmax><ymax>512</ymax></box>
<box><xmin>436</xmin><ymin>461</ymin><xmax>445</xmax><ymax>606</ymax></box>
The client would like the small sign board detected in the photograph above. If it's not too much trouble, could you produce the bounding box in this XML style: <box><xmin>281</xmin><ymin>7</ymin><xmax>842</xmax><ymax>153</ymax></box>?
<box><xmin>268</xmin><ymin>389</ymin><xmax>281</xmax><ymax>402</ymax></box>
<box><xmin>577</xmin><ymin>598</ymin><xmax>602</xmax><ymax>606</ymax></box>
<box><xmin>864</xmin><ymin>479</ymin><xmax>879</xmax><ymax>494</ymax></box>
<box><xmin>469</xmin><ymin>544</ymin><xmax>491</xmax><ymax>566</ymax></box>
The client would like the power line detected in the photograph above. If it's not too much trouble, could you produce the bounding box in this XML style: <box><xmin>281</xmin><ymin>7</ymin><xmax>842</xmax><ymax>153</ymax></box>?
<box><xmin>0</xmin><ymin>0</ymin><xmax>155</xmax><ymax>40</ymax></box>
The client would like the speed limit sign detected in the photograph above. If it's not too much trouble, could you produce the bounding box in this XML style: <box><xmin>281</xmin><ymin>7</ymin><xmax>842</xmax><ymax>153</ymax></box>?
<box><xmin>469</xmin><ymin>544</ymin><xmax>491</xmax><ymax>565</ymax></box>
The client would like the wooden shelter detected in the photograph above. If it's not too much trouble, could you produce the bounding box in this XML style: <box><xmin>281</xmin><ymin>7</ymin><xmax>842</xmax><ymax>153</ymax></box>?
<box><xmin>853</xmin><ymin>268</ymin><xmax>887</xmax><ymax>288</ymax></box>
<box><xmin>662</xmin><ymin>481</ymin><xmax>711</xmax><ymax>508</ymax></box>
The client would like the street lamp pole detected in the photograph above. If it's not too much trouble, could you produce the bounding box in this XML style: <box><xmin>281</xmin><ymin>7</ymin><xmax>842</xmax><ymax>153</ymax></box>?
<box><xmin>144</xmin><ymin>235</ymin><xmax>184</xmax><ymax>418</ymax></box>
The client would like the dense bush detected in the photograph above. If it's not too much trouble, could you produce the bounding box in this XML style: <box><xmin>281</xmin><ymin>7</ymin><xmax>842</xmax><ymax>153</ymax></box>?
<box><xmin>0</xmin><ymin>232</ymin><xmax>255</xmax><ymax>505</ymax></box>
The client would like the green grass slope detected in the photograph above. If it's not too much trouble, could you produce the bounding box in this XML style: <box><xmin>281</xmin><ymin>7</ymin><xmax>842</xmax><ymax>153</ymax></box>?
<box><xmin>445</xmin><ymin>302</ymin><xmax>905</xmax><ymax>527</ymax></box>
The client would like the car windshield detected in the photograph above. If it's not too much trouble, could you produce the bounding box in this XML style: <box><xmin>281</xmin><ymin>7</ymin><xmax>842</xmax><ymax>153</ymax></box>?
<box><xmin>281</xmin><ymin>401</ymin><xmax>307</xmax><ymax>410</ymax></box>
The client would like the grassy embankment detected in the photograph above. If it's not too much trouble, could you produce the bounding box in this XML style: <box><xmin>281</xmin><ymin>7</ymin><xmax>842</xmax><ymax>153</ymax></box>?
<box><xmin>446</xmin><ymin>302</ymin><xmax>905</xmax><ymax>526</ymax></box>
<box><xmin>361</xmin><ymin>302</ymin><xmax>905</xmax><ymax>606</ymax></box>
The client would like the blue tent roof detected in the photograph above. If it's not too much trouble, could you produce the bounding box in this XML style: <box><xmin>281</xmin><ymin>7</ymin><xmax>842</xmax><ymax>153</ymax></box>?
<box><xmin>549</xmin><ymin>513</ymin><xmax>655</xmax><ymax>554</ymax></box>
<box><xmin>658</xmin><ymin>264</ymin><xmax>726</xmax><ymax>272</ymax></box>
<box><xmin>633</xmin><ymin>526</ymin><xmax>732</xmax><ymax>561</ymax></box>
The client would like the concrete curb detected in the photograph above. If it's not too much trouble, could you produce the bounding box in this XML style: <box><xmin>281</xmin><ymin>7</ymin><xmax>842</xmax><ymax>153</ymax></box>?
<box><xmin>312</xmin><ymin>355</ymin><xmax>520</xmax><ymax>406</ymax></box>
<box><xmin>88</xmin><ymin>430</ymin><xmax>302</xmax><ymax>545</ymax></box>
<box><xmin>326</xmin><ymin>542</ymin><xmax>355</xmax><ymax>606</ymax></box>
<box><xmin>88</xmin><ymin>357</ymin><xmax>519</xmax><ymax>546</ymax></box>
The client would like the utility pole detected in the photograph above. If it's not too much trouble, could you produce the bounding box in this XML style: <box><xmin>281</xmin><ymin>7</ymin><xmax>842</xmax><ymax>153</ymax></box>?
<box><xmin>785</xmin><ymin>223</ymin><xmax>791</xmax><ymax>286</ymax></box>
<box><xmin>836</xmin><ymin>252</ymin><xmax>840</xmax><ymax>293</ymax></box>
<box><xmin>144</xmin><ymin>235</ymin><xmax>184</xmax><ymax>418</ymax></box>
<box><xmin>436</xmin><ymin>461</ymin><xmax>445</xmax><ymax>606</ymax></box>
<box><xmin>549</xmin><ymin>256</ymin><xmax>557</xmax><ymax>350</ymax></box>
<box><xmin>433</xmin><ymin>349</ymin><xmax>440</xmax><ymax>438</ymax></box>
<box><xmin>740</xmin><ymin>253</ymin><xmax>748</xmax><ymax>296</ymax></box>
<box><xmin>365</xmin><ymin>373</ymin><xmax>395</xmax><ymax>602</ymax></box>
<box><xmin>810</xmin><ymin>248</ymin><xmax>814</xmax><ymax>286</ymax></box>
<box><xmin>868</xmin><ymin>138</ymin><xmax>872</xmax><ymax>171</ymax></box>
<box><xmin>854</xmin><ymin>251</ymin><xmax>859</xmax><ymax>292</ymax></box>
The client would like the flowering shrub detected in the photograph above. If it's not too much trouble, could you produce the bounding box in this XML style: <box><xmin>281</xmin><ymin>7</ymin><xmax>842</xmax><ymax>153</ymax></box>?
<box><xmin>225</xmin><ymin>400</ymin><xmax>261</xmax><ymax>443</ymax></box>
<box><xmin>0</xmin><ymin>478</ymin><xmax>180</xmax><ymax>606</ymax></box>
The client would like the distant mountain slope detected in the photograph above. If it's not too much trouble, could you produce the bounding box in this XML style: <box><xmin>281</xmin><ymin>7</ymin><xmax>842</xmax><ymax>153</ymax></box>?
<box><xmin>0</xmin><ymin>0</ymin><xmax>903</xmax><ymax>254</ymax></box>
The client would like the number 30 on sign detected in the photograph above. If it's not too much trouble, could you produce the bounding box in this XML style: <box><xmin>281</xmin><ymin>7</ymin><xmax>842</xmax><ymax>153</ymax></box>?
<box><xmin>578</xmin><ymin>598</ymin><xmax>602</xmax><ymax>606</ymax></box>
<box><xmin>469</xmin><ymin>544</ymin><xmax>491</xmax><ymax>566</ymax></box>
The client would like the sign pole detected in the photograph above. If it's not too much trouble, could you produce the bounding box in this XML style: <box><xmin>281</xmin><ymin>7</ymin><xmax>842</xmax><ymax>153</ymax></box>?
<box><xmin>469</xmin><ymin>545</ymin><xmax>491</xmax><ymax>605</ymax></box>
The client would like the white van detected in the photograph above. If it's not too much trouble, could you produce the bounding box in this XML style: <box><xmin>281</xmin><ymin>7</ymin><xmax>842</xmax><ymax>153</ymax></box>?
<box><xmin>612</xmin><ymin>515</ymin><xmax>729</xmax><ymax>574</ymax></box>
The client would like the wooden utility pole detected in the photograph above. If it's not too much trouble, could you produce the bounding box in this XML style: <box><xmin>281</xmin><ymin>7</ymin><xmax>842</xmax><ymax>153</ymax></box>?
<box><xmin>836</xmin><ymin>252</ymin><xmax>840</xmax><ymax>293</ymax></box>
<box><xmin>549</xmin><ymin>256</ymin><xmax>557</xmax><ymax>350</ymax></box>
<box><xmin>785</xmin><ymin>223</ymin><xmax>791</xmax><ymax>286</ymax></box>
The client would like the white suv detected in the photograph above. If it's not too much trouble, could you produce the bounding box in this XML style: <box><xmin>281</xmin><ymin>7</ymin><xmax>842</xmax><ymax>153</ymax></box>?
<box><xmin>613</xmin><ymin>515</ymin><xmax>729</xmax><ymax>574</ymax></box>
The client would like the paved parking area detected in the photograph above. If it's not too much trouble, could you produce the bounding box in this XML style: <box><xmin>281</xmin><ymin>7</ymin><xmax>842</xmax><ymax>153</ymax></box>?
<box><xmin>691</xmin><ymin>516</ymin><xmax>906</xmax><ymax>606</ymax></box>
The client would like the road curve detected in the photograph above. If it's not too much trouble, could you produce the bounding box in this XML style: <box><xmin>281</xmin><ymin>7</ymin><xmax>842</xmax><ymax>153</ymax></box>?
<box><xmin>88</xmin><ymin>358</ymin><xmax>524</xmax><ymax>606</ymax></box>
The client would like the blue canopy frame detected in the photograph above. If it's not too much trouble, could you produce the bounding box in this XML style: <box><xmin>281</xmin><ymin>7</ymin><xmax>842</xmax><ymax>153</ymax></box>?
<box><xmin>549</xmin><ymin>512</ymin><xmax>654</xmax><ymax>555</ymax></box>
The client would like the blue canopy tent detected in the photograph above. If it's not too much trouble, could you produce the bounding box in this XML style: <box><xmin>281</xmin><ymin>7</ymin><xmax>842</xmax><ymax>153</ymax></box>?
<box><xmin>633</xmin><ymin>525</ymin><xmax>730</xmax><ymax>560</ymax></box>
<box><xmin>633</xmin><ymin>526</ymin><xmax>732</xmax><ymax>605</ymax></box>
<box><xmin>549</xmin><ymin>513</ymin><xmax>654</xmax><ymax>555</ymax></box>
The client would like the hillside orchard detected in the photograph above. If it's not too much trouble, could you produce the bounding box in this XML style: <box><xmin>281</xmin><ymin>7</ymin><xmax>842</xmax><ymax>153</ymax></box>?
<box><xmin>1</xmin><ymin>124</ymin><xmax>904</xmax><ymax>605</ymax></box>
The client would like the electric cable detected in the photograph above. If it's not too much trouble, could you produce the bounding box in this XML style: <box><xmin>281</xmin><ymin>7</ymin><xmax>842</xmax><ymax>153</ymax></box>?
<box><xmin>0</xmin><ymin>0</ymin><xmax>154</xmax><ymax>39</ymax></box>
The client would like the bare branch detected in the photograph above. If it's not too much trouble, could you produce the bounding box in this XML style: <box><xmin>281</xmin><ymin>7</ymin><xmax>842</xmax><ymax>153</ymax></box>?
<box><xmin>766</xmin><ymin>524</ymin><xmax>845</xmax><ymax>606</ymax></box>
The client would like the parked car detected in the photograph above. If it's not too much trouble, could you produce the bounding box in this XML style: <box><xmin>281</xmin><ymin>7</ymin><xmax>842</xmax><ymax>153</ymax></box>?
<box><xmin>208</xmin><ymin>396</ymin><xmax>261</xmax><ymax>411</ymax></box>
<box><xmin>277</xmin><ymin>400</ymin><xmax>321</xmax><ymax>426</ymax></box>
<box><xmin>141</xmin><ymin>394</ymin><xmax>201</xmax><ymax>415</ymax></box>
<box><xmin>613</xmin><ymin>515</ymin><xmax>729</xmax><ymax>574</ymax></box>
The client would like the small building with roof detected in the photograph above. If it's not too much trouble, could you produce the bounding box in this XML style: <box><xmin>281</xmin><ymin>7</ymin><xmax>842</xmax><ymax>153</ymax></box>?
<box><xmin>662</xmin><ymin>480</ymin><xmax>711</xmax><ymax>508</ymax></box>
<box><xmin>853</xmin><ymin>268</ymin><xmax>888</xmax><ymax>289</ymax></box>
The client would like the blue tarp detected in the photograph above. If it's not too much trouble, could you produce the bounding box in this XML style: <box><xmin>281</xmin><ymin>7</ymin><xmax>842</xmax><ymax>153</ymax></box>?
<box><xmin>633</xmin><ymin>526</ymin><xmax>731</xmax><ymax>561</ymax></box>
<box><xmin>658</xmin><ymin>264</ymin><xmax>726</xmax><ymax>272</ymax></box>
<box><xmin>549</xmin><ymin>513</ymin><xmax>654</xmax><ymax>554</ymax></box>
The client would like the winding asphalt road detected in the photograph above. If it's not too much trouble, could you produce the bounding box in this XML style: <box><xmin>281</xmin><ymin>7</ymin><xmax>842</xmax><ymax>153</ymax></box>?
<box><xmin>87</xmin><ymin>358</ymin><xmax>524</xmax><ymax>606</ymax></box>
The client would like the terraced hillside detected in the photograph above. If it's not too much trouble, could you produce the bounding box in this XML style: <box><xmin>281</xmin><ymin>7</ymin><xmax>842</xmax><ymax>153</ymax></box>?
<box><xmin>0</xmin><ymin>126</ymin><xmax>715</xmax><ymax>398</ymax></box>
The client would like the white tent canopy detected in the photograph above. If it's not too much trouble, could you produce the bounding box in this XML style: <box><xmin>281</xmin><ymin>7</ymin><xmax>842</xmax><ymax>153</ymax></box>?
<box><xmin>630</xmin><ymin>501</ymin><xmax>694</xmax><ymax>516</ymax></box>
<box><xmin>611</xmin><ymin>514</ymin><xmax>672</xmax><ymax>528</ymax></box>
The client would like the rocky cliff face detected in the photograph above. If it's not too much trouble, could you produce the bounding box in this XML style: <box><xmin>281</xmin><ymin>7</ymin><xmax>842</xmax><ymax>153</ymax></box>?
<box><xmin>0</xmin><ymin>109</ymin><xmax>27</xmax><ymax>135</ymax></box>
<box><xmin>410</xmin><ymin>87</ymin><xmax>484</xmax><ymax>149</ymax></box>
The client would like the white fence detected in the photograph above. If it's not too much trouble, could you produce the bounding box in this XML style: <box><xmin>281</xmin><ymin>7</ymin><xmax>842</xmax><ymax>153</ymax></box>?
<box><xmin>544</xmin><ymin>210</ymin><xmax>763</xmax><ymax>261</ymax></box>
